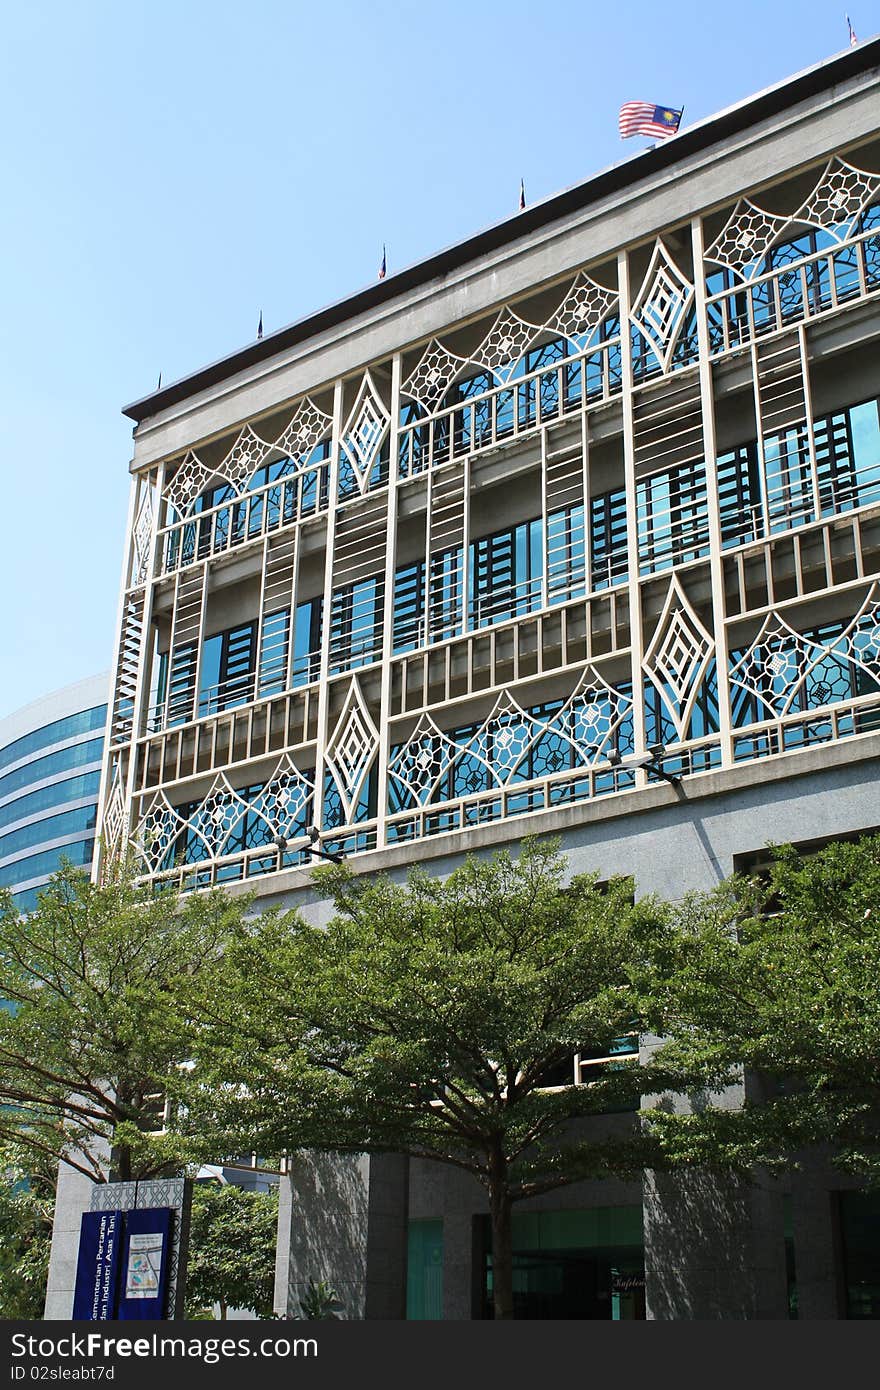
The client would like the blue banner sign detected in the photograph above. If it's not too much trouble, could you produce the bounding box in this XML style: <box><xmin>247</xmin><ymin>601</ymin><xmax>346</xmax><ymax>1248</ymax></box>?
<box><xmin>72</xmin><ymin>1209</ymin><xmax>123</xmax><ymax>1320</ymax></box>
<box><xmin>116</xmin><ymin>1207</ymin><xmax>173</xmax><ymax>1320</ymax></box>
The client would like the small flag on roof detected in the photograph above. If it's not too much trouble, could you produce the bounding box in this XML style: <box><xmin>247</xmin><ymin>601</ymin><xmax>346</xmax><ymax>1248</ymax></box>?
<box><xmin>257</xmin><ymin>311</ymin><xmax>263</xmax><ymax>340</ymax></box>
<box><xmin>378</xmin><ymin>245</ymin><xmax>386</xmax><ymax>281</ymax></box>
<box><xmin>619</xmin><ymin>101</ymin><xmax>683</xmax><ymax>140</ymax></box>
<box><xmin>847</xmin><ymin>13</ymin><xmax>858</xmax><ymax>45</ymax></box>
<box><xmin>519</xmin><ymin>178</ymin><xmax>526</xmax><ymax>211</ymax></box>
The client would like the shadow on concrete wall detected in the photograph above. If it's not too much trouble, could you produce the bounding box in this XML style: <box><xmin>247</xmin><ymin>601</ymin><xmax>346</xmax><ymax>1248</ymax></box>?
<box><xmin>283</xmin><ymin>1152</ymin><xmax>370</xmax><ymax>1320</ymax></box>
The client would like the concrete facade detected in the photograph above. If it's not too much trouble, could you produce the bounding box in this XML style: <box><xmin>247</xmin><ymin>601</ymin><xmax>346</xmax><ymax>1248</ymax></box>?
<box><xmin>88</xmin><ymin>39</ymin><xmax>880</xmax><ymax>1318</ymax></box>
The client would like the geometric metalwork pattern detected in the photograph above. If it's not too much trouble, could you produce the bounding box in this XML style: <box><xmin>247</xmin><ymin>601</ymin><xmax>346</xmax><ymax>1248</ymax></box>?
<box><xmin>643</xmin><ymin>577</ymin><xmax>715</xmax><ymax>739</ymax></box>
<box><xmin>324</xmin><ymin>678</ymin><xmax>379</xmax><ymax>823</ymax></box>
<box><xmin>132</xmin><ymin>486</ymin><xmax>155</xmax><ymax>586</ymax></box>
<box><xmin>704</xmin><ymin>200</ymin><xmax>790</xmax><ymax>280</ymax></box>
<box><xmin>546</xmin><ymin>271</ymin><xmax>619</xmax><ymax>345</ymax></box>
<box><xmin>387</xmin><ymin>667</ymin><xmax>633</xmax><ymax>812</ymax></box>
<box><xmin>796</xmin><ymin>156</ymin><xmax>880</xmax><ymax>238</ymax></box>
<box><xmin>730</xmin><ymin>583</ymin><xmax>880</xmax><ymax>722</ymax></box>
<box><xmin>470</xmin><ymin>306</ymin><xmax>540</xmax><ymax>380</ymax></box>
<box><xmin>338</xmin><ymin>373</ymin><xmax>390</xmax><ymax>495</ymax></box>
<box><xmin>165</xmin><ymin>399</ymin><xmax>332</xmax><ymax>518</ymax></box>
<box><xmin>275</xmin><ymin>395</ymin><xmax>335</xmax><ymax>462</ymax></box>
<box><xmin>387</xmin><ymin>712</ymin><xmax>461</xmax><ymax>808</ymax></box>
<box><xmin>704</xmin><ymin>156</ymin><xmax>880</xmax><ymax>282</ymax></box>
<box><xmin>101</xmin><ymin>763</ymin><xmax>127</xmax><ymax>866</ymax></box>
<box><xmin>131</xmin><ymin>757</ymin><xmax>314</xmax><ymax>872</ymax></box>
<box><xmin>630</xmin><ymin>240</ymin><xmax>695</xmax><ymax>373</ymax></box>
<box><xmin>402</xmin><ymin>340</ymin><xmax>467</xmax><ymax>412</ymax></box>
<box><xmin>222</xmin><ymin>424</ymin><xmax>274</xmax><ymax>494</ymax></box>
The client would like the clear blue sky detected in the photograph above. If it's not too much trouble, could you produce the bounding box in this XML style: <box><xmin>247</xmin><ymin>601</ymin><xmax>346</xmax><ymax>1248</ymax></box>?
<box><xmin>0</xmin><ymin>0</ymin><xmax>873</xmax><ymax>719</ymax></box>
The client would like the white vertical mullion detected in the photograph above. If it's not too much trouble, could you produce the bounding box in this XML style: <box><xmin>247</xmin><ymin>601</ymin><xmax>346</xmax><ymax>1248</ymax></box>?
<box><xmin>798</xmin><ymin>322</ymin><xmax>823</xmax><ymax>521</ymax></box>
<box><xmin>462</xmin><ymin>457</ymin><xmax>472</xmax><ymax>638</ymax></box>
<box><xmin>540</xmin><ymin>425</ymin><xmax>549</xmax><ymax>609</ymax></box>
<box><xmin>750</xmin><ymin>340</ymin><xmax>770</xmax><ymax>538</ymax></box>
<box><xmin>619</xmin><ymin>249</ymin><xmax>647</xmax><ymax>782</ymax></box>
<box><xmin>254</xmin><ymin>534</ymin><xmax>270</xmax><ymax>698</ymax></box>
<box><xmin>581</xmin><ymin>377</ymin><xmax>590</xmax><ymax>596</ymax></box>
<box><xmin>288</xmin><ymin>530</ymin><xmax>301</xmax><ymax>692</ymax></box>
<box><xmin>313</xmin><ymin>379</ymin><xmax>345</xmax><ymax>835</ymax></box>
<box><xmin>190</xmin><ymin>563</ymin><xmax>210</xmax><ymax>721</ymax></box>
<box><xmin>692</xmin><ymin>216</ymin><xmax>734</xmax><ymax>766</ymax></box>
<box><xmin>376</xmin><ymin>354</ymin><xmax>402</xmax><ymax>849</ymax></box>
<box><xmin>93</xmin><ymin>472</ymin><xmax>140</xmax><ymax>882</ymax></box>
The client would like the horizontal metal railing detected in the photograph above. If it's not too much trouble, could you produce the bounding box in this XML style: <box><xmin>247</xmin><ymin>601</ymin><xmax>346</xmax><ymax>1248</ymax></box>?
<box><xmin>160</xmin><ymin>464</ymin><xmax>330</xmax><ymax>576</ymax></box>
<box><xmin>706</xmin><ymin>223</ymin><xmax>880</xmax><ymax>357</ymax></box>
<box><xmin>398</xmin><ymin>338</ymin><xmax>622</xmax><ymax>480</ymax></box>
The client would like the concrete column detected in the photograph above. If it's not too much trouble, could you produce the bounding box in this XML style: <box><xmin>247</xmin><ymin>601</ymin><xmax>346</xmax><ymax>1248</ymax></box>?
<box><xmin>364</xmin><ymin>1153</ymin><xmax>409</xmax><ymax>1320</ymax></box>
<box><xmin>274</xmin><ymin>1152</ymin><xmax>408</xmax><ymax>1321</ymax></box>
<box><xmin>441</xmin><ymin>1210</ymin><xmax>478</xmax><ymax>1320</ymax></box>
<box><xmin>790</xmin><ymin>1162</ymin><xmax>844</xmax><ymax>1319</ymax></box>
<box><xmin>644</xmin><ymin>1169</ymin><xmax>787</xmax><ymax>1319</ymax></box>
<box><xmin>44</xmin><ymin>1162</ymin><xmax>96</xmax><ymax>1320</ymax></box>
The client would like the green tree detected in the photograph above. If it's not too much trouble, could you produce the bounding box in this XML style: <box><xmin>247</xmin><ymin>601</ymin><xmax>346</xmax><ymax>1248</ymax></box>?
<box><xmin>0</xmin><ymin>861</ymin><xmax>246</xmax><ymax>1183</ymax></box>
<box><xmin>0</xmin><ymin>1142</ymin><xmax>55</xmax><ymax>1318</ymax></box>
<box><xmin>184</xmin><ymin>1182</ymin><xmax>279</xmax><ymax>1320</ymax></box>
<box><xmin>646</xmin><ymin>833</ymin><xmax>880</xmax><ymax>1184</ymax></box>
<box><xmin>184</xmin><ymin>838</ymin><xmax>682</xmax><ymax>1320</ymax></box>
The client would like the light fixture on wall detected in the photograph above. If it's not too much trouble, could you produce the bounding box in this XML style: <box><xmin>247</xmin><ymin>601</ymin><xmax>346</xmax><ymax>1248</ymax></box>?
<box><xmin>272</xmin><ymin>825</ymin><xmax>346</xmax><ymax>863</ymax></box>
<box><xmin>606</xmin><ymin>744</ymin><xmax>681</xmax><ymax>785</ymax></box>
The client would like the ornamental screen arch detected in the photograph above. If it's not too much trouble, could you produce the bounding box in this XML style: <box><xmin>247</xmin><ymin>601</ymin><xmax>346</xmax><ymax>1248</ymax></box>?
<box><xmin>96</xmin><ymin>142</ymin><xmax>880</xmax><ymax>888</ymax></box>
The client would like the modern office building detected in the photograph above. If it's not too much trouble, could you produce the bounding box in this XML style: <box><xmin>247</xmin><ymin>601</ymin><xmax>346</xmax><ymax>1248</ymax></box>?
<box><xmin>70</xmin><ymin>38</ymin><xmax>880</xmax><ymax>1319</ymax></box>
<box><xmin>0</xmin><ymin>674</ymin><xmax>109</xmax><ymax>914</ymax></box>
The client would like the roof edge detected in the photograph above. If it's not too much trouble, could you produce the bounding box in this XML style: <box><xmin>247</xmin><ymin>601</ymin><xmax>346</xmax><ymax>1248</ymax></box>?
<box><xmin>123</xmin><ymin>36</ymin><xmax>880</xmax><ymax>426</ymax></box>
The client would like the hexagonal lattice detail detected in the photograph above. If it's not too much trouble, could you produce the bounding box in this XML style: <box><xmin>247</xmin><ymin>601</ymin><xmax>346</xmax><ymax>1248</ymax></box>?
<box><xmin>471</xmin><ymin>307</ymin><xmax>539</xmax><ymax>380</ymax></box>
<box><xmin>558</xmin><ymin>667</ymin><xmax>633</xmax><ymax>760</ymax></box>
<box><xmin>388</xmin><ymin>713</ymin><xmax>461</xmax><ymax>807</ymax></box>
<box><xmin>729</xmin><ymin>613</ymin><xmax>823</xmax><ymax>720</ymax></box>
<box><xmin>547</xmin><ymin>272</ymin><xmax>619</xmax><ymax>344</ymax></box>
<box><xmin>644</xmin><ymin>578</ymin><xmax>714</xmax><ymax>739</ymax></box>
<box><xmin>188</xmin><ymin>777</ymin><xmax>248</xmax><ymax>856</ymax></box>
<box><xmin>325</xmin><ymin>679</ymin><xmax>379</xmax><ymax>822</ymax></box>
<box><xmin>246</xmin><ymin>756</ymin><xmax>314</xmax><ymax>841</ymax></box>
<box><xmin>402</xmin><ymin>340</ymin><xmax>467</xmax><ymax>413</ymax></box>
<box><xmin>219</xmin><ymin>425</ymin><xmax>274</xmax><ymax>494</ymax></box>
<box><xmin>166</xmin><ymin>451</ymin><xmax>215</xmax><ymax>518</ymax></box>
<box><xmin>275</xmin><ymin>397</ymin><xmax>333</xmax><ymax>465</ymax></box>
<box><xmin>630</xmin><ymin>241</ymin><xmax>695</xmax><ymax>374</ymax></box>
<box><xmin>704</xmin><ymin>200</ymin><xmax>790</xmax><ymax>280</ymax></box>
<box><xmin>339</xmin><ymin>374</ymin><xmax>390</xmax><ymax>494</ymax></box>
<box><xmin>132</xmin><ymin>794</ymin><xmax>184</xmax><ymax>872</ymax></box>
<box><xmin>795</xmin><ymin>156</ymin><xmax>880</xmax><ymax>238</ymax></box>
<box><xmin>463</xmin><ymin>692</ymin><xmax>545</xmax><ymax>784</ymax></box>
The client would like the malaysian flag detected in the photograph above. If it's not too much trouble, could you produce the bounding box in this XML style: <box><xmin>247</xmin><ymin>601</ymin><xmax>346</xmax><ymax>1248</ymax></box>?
<box><xmin>847</xmin><ymin>13</ymin><xmax>858</xmax><ymax>45</ymax></box>
<box><xmin>378</xmin><ymin>244</ymin><xmax>386</xmax><ymax>281</ymax></box>
<box><xmin>619</xmin><ymin>101</ymin><xmax>683</xmax><ymax>140</ymax></box>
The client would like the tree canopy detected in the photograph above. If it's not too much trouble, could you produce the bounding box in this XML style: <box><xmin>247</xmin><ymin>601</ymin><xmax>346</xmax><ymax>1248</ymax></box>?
<box><xmin>646</xmin><ymin>833</ymin><xmax>880</xmax><ymax>1184</ymax></box>
<box><xmin>0</xmin><ymin>1141</ymin><xmax>55</xmax><ymax>1318</ymax></box>
<box><xmin>183</xmin><ymin>837</ymin><xmax>687</xmax><ymax>1318</ymax></box>
<box><xmin>184</xmin><ymin>1181</ymin><xmax>279</xmax><ymax>1320</ymax></box>
<box><xmin>0</xmin><ymin>861</ymin><xmax>247</xmax><ymax>1182</ymax></box>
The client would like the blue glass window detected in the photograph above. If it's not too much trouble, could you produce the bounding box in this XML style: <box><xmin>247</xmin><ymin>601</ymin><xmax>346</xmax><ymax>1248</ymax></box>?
<box><xmin>0</xmin><ymin>838</ymin><xmax>93</xmax><ymax>888</ymax></box>
<box><xmin>0</xmin><ymin>770</ymin><xmax>101</xmax><ymax>834</ymax></box>
<box><xmin>0</xmin><ymin>705</ymin><xmax>106</xmax><ymax>774</ymax></box>
<box><xmin>0</xmin><ymin>739</ymin><xmax>104</xmax><ymax>804</ymax></box>
<box><xmin>0</xmin><ymin>804</ymin><xmax>98</xmax><ymax>862</ymax></box>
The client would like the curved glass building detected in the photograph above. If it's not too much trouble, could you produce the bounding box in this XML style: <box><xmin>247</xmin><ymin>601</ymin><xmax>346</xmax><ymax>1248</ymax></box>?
<box><xmin>0</xmin><ymin>674</ymin><xmax>109</xmax><ymax>913</ymax></box>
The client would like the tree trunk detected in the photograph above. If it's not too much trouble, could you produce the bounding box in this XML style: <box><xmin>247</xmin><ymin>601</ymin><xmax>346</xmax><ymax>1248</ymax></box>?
<box><xmin>219</xmin><ymin>1299</ymin><xmax>228</xmax><ymax>1320</ymax></box>
<box><xmin>488</xmin><ymin>1152</ymin><xmax>515</xmax><ymax>1320</ymax></box>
